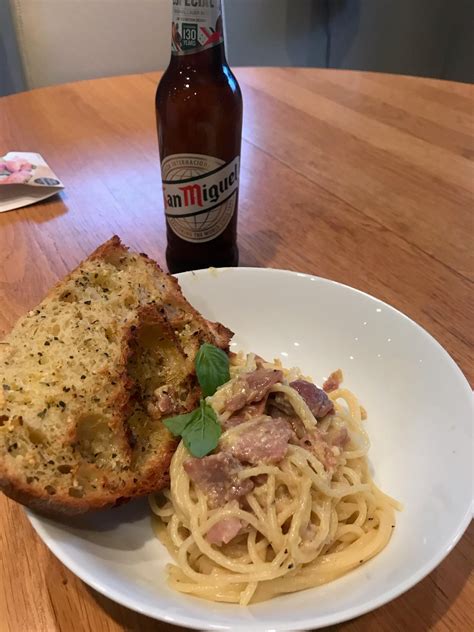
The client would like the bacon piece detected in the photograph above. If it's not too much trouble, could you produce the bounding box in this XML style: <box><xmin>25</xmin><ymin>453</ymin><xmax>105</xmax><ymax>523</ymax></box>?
<box><xmin>206</xmin><ymin>517</ymin><xmax>243</xmax><ymax>546</ymax></box>
<box><xmin>184</xmin><ymin>452</ymin><xmax>253</xmax><ymax>508</ymax></box>
<box><xmin>323</xmin><ymin>369</ymin><xmax>343</xmax><ymax>393</ymax></box>
<box><xmin>225</xmin><ymin>369</ymin><xmax>283</xmax><ymax>414</ymax></box>
<box><xmin>290</xmin><ymin>380</ymin><xmax>334</xmax><ymax>419</ymax></box>
<box><xmin>222</xmin><ymin>417</ymin><xmax>293</xmax><ymax>465</ymax></box>
<box><xmin>223</xmin><ymin>397</ymin><xmax>269</xmax><ymax>429</ymax></box>
<box><xmin>269</xmin><ymin>405</ymin><xmax>307</xmax><ymax>438</ymax></box>
<box><xmin>300</xmin><ymin>425</ymin><xmax>350</xmax><ymax>471</ymax></box>
<box><xmin>328</xmin><ymin>427</ymin><xmax>349</xmax><ymax>448</ymax></box>
<box><xmin>300</xmin><ymin>430</ymin><xmax>337</xmax><ymax>471</ymax></box>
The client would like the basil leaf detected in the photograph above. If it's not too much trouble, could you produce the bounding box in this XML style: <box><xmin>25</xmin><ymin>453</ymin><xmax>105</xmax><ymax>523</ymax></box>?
<box><xmin>195</xmin><ymin>343</ymin><xmax>230</xmax><ymax>398</ymax></box>
<box><xmin>182</xmin><ymin>400</ymin><xmax>221</xmax><ymax>458</ymax></box>
<box><xmin>163</xmin><ymin>409</ymin><xmax>197</xmax><ymax>436</ymax></box>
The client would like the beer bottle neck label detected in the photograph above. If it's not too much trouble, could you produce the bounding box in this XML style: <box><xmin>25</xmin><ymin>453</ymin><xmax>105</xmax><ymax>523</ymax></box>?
<box><xmin>162</xmin><ymin>153</ymin><xmax>239</xmax><ymax>243</ymax></box>
<box><xmin>171</xmin><ymin>0</ymin><xmax>224</xmax><ymax>56</ymax></box>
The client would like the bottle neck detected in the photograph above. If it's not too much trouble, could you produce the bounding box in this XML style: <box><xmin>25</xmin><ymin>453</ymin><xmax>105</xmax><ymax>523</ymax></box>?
<box><xmin>170</xmin><ymin>0</ymin><xmax>226</xmax><ymax>63</ymax></box>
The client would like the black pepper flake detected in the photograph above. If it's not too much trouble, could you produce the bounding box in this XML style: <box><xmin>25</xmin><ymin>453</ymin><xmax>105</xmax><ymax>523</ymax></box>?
<box><xmin>102</xmin><ymin>287</ymin><xmax>109</xmax><ymax>293</ymax></box>
<box><xmin>63</xmin><ymin>387</ymin><xmax>71</xmax><ymax>393</ymax></box>
<box><xmin>54</xmin><ymin>337</ymin><xmax>59</xmax><ymax>341</ymax></box>
<box><xmin>359</xmin><ymin>560</ymin><xmax>363</xmax><ymax>564</ymax></box>
<box><xmin>288</xmin><ymin>563</ymin><xmax>294</xmax><ymax>569</ymax></box>
<box><xmin>2</xmin><ymin>384</ymin><xmax>10</xmax><ymax>391</ymax></box>
<box><xmin>84</xmin><ymin>300</ymin><xmax>91</xmax><ymax>305</ymax></box>
<box><xmin>44</xmin><ymin>341</ymin><xmax>50</xmax><ymax>346</ymax></box>
<box><xmin>38</xmin><ymin>409</ymin><xmax>47</xmax><ymax>419</ymax></box>
<box><xmin>58</xmin><ymin>401</ymin><xmax>66</xmax><ymax>409</ymax></box>
<box><xmin>80</xmin><ymin>375</ymin><xmax>86</xmax><ymax>380</ymax></box>
<box><xmin>37</xmin><ymin>352</ymin><xmax>43</xmax><ymax>357</ymax></box>
<box><xmin>69</xmin><ymin>356</ymin><xmax>74</xmax><ymax>359</ymax></box>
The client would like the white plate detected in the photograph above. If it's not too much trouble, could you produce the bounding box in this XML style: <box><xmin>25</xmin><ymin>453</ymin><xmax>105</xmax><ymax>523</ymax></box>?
<box><xmin>27</xmin><ymin>268</ymin><xmax>473</xmax><ymax>631</ymax></box>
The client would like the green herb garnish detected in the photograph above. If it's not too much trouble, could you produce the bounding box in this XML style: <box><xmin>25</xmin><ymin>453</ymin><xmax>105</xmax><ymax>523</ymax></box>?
<box><xmin>163</xmin><ymin>343</ymin><xmax>229</xmax><ymax>458</ymax></box>
<box><xmin>165</xmin><ymin>400</ymin><xmax>221</xmax><ymax>459</ymax></box>
<box><xmin>195</xmin><ymin>343</ymin><xmax>230</xmax><ymax>397</ymax></box>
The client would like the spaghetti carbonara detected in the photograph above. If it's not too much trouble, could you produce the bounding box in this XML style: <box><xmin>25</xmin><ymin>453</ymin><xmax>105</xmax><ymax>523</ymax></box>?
<box><xmin>150</xmin><ymin>353</ymin><xmax>400</xmax><ymax>605</ymax></box>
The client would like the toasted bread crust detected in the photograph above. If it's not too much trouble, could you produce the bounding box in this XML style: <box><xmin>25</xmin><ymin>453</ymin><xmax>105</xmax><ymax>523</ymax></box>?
<box><xmin>0</xmin><ymin>236</ymin><xmax>233</xmax><ymax>516</ymax></box>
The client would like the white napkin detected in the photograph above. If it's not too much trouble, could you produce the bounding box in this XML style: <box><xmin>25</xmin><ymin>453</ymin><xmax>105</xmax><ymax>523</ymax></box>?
<box><xmin>0</xmin><ymin>152</ymin><xmax>64</xmax><ymax>213</ymax></box>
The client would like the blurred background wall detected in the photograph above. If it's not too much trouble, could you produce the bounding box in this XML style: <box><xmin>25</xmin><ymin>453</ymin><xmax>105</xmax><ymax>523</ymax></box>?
<box><xmin>1</xmin><ymin>0</ymin><xmax>472</xmax><ymax>96</ymax></box>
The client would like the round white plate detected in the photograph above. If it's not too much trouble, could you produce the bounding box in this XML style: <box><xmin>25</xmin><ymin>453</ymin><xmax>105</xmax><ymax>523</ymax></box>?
<box><xmin>27</xmin><ymin>268</ymin><xmax>473</xmax><ymax>631</ymax></box>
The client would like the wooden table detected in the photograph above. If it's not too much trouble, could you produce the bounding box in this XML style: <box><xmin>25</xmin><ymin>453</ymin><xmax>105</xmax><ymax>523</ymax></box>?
<box><xmin>0</xmin><ymin>68</ymin><xmax>472</xmax><ymax>632</ymax></box>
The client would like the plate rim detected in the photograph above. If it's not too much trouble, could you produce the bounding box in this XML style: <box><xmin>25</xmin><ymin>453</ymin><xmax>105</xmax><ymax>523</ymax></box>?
<box><xmin>25</xmin><ymin>267</ymin><xmax>473</xmax><ymax>631</ymax></box>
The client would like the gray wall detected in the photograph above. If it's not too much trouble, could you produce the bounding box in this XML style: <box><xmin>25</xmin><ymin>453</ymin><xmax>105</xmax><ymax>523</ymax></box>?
<box><xmin>224</xmin><ymin>0</ymin><xmax>473</xmax><ymax>83</ymax></box>
<box><xmin>0</xmin><ymin>1</ymin><xmax>25</xmax><ymax>94</ymax></box>
<box><xmin>224</xmin><ymin>0</ymin><xmax>327</xmax><ymax>68</ymax></box>
<box><xmin>1</xmin><ymin>0</ymin><xmax>472</xmax><ymax>96</ymax></box>
<box><xmin>325</xmin><ymin>0</ymin><xmax>473</xmax><ymax>82</ymax></box>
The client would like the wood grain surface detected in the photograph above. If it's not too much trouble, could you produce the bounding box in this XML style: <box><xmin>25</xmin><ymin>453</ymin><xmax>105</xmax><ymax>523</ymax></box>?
<box><xmin>0</xmin><ymin>68</ymin><xmax>472</xmax><ymax>632</ymax></box>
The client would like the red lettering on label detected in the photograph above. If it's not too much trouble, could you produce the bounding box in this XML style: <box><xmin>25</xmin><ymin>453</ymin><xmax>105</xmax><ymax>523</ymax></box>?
<box><xmin>179</xmin><ymin>184</ymin><xmax>203</xmax><ymax>207</ymax></box>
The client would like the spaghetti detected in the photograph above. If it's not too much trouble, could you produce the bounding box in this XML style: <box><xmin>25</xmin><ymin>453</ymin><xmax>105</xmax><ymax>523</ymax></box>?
<box><xmin>150</xmin><ymin>354</ymin><xmax>400</xmax><ymax>605</ymax></box>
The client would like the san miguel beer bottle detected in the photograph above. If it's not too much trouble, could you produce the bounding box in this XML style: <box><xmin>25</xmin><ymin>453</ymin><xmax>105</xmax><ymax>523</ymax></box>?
<box><xmin>156</xmin><ymin>0</ymin><xmax>243</xmax><ymax>273</ymax></box>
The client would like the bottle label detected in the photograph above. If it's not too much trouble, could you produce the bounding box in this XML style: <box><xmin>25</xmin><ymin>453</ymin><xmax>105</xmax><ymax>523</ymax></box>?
<box><xmin>162</xmin><ymin>153</ymin><xmax>239</xmax><ymax>243</ymax></box>
<box><xmin>171</xmin><ymin>0</ymin><xmax>223</xmax><ymax>55</ymax></box>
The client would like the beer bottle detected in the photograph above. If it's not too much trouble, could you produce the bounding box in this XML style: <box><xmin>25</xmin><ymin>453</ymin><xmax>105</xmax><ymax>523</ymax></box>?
<box><xmin>156</xmin><ymin>0</ymin><xmax>243</xmax><ymax>273</ymax></box>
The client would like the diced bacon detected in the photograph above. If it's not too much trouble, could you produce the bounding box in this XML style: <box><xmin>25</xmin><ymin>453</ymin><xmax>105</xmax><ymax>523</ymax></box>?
<box><xmin>323</xmin><ymin>369</ymin><xmax>343</xmax><ymax>393</ymax></box>
<box><xmin>300</xmin><ymin>430</ymin><xmax>337</xmax><ymax>471</ymax></box>
<box><xmin>252</xmin><ymin>474</ymin><xmax>268</xmax><ymax>486</ymax></box>
<box><xmin>269</xmin><ymin>405</ymin><xmax>307</xmax><ymax>438</ymax></box>
<box><xmin>328</xmin><ymin>427</ymin><xmax>349</xmax><ymax>448</ymax></box>
<box><xmin>222</xmin><ymin>417</ymin><xmax>293</xmax><ymax>465</ymax></box>
<box><xmin>157</xmin><ymin>393</ymin><xmax>173</xmax><ymax>414</ymax></box>
<box><xmin>300</xmin><ymin>423</ymin><xmax>350</xmax><ymax>471</ymax></box>
<box><xmin>223</xmin><ymin>398</ymin><xmax>269</xmax><ymax>429</ymax></box>
<box><xmin>206</xmin><ymin>517</ymin><xmax>243</xmax><ymax>545</ymax></box>
<box><xmin>222</xmin><ymin>415</ymin><xmax>248</xmax><ymax>430</ymax></box>
<box><xmin>225</xmin><ymin>369</ymin><xmax>283</xmax><ymax>413</ymax></box>
<box><xmin>290</xmin><ymin>380</ymin><xmax>334</xmax><ymax>419</ymax></box>
<box><xmin>184</xmin><ymin>452</ymin><xmax>253</xmax><ymax>508</ymax></box>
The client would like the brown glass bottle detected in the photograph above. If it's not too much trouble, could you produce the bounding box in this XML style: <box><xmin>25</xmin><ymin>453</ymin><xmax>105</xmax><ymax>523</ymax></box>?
<box><xmin>156</xmin><ymin>0</ymin><xmax>242</xmax><ymax>273</ymax></box>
